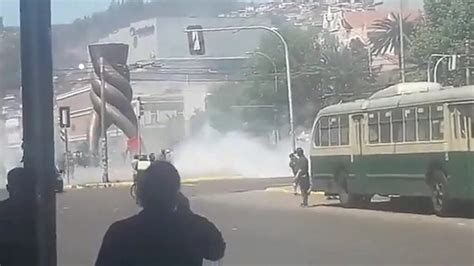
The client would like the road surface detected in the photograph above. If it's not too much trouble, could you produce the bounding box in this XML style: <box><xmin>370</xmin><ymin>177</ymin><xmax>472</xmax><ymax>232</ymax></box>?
<box><xmin>54</xmin><ymin>177</ymin><xmax>474</xmax><ymax>266</ymax></box>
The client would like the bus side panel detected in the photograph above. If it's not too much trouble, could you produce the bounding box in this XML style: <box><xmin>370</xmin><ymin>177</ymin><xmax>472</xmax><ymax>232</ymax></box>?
<box><xmin>446</xmin><ymin>151</ymin><xmax>474</xmax><ymax>201</ymax></box>
<box><xmin>356</xmin><ymin>152</ymin><xmax>444</xmax><ymax>197</ymax></box>
<box><xmin>311</xmin><ymin>155</ymin><xmax>351</xmax><ymax>194</ymax></box>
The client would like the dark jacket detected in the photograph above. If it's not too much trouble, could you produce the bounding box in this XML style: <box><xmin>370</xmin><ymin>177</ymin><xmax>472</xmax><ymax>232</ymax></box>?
<box><xmin>0</xmin><ymin>198</ymin><xmax>36</xmax><ymax>266</ymax></box>
<box><xmin>95</xmin><ymin>209</ymin><xmax>225</xmax><ymax>266</ymax></box>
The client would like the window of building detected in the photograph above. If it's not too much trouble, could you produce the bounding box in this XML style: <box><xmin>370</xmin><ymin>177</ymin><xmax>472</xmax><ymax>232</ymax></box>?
<box><xmin>314</xmin><ymin>120</ymin><xmax>321</xmax><ymax>146</ymax></box>
<box><xmin>368</xmin><ymin>112</ymin><xmax>379</xmax><ymax>144</ymax></box>
<box><xmin>329</xmin><ymin>116</ymin><xmax>339</xmax><ymax>146</ymax></box>
<box><xmin>380</xmin><ymin>111</ymin><xmax>391</xmax><ymax>143</ymax></box>
<box><xmin>417</xmin><ymin>106</ymin><xmax>430</xmax><ymax>141</ymax></box>
<box><xmin>392</xmin><ymin>109</ymin><xmax>403</xmax><ymax>142</ymax></box>
<box><xmin>320</xmin><ymin>117</ymin><xmax>329</xmax><ymax>146</ymax></box>
<box><xmin>431</xmin><ymin>105</ymin><xmax>444</xmax><ymax>140</ymax></box>
<box><xmin>404</xmin><ymin>108</ymin><xmax>416</xmax><ymax>142</ymax></box>
<box><xmin>340</xmin><ymin>115</ymin><xmax>349</xmax><ymax>145</ymax></box>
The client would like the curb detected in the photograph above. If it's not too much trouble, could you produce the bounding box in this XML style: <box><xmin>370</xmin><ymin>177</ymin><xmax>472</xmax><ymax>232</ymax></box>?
<box><xmin>264</xmin><ymin>186</ymin><xmax>325</xmax><ymax>195</ymax></box>
<box><xmin>64</xmin><ymin>176</ymin><xmax>246</xmax><ymax>190</ymax></box>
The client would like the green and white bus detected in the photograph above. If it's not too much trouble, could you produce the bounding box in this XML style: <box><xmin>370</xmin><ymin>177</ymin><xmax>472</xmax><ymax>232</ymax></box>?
<box><xmin>310</xmin><ymin>82</ymin><xmax>474</xmax><ymax>216</ymax></box>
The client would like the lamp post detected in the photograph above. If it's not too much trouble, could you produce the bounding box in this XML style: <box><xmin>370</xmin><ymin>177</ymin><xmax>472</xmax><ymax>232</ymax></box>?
<box><xmin>185</xmin><ymin>25</ymin><xmax>296</xmax><ymax>151</ymax></box>
<box><xmin>399</xmin><ymin>0</ymin><xmax>406</xmax><ymax>82</ymax></box>
<box><xmin>246</xmin><ymin>51</ymin><xmax>278</xmax><ymax>93</ymax></box>
<box><xmin>99</xmin><ymin>57</ymin><xmax>109</xmax><ymax>183</ymax></box>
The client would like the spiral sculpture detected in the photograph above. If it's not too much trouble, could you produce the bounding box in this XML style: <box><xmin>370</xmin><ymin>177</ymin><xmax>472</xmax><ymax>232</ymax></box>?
<box><xmin>88</xmin><ymin>43</ymin><xmax>138</xmax><ymax>154</ymax></box>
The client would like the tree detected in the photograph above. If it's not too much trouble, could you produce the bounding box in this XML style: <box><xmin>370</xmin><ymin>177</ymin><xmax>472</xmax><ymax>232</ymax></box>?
<box><xmin>207</xmin><ymin>26</ymin><xmax>378</xmax><ymax>134</ymax></box>
<box><xmin>411</xmin><ymin>0</ymin><xmax>473</xmax><ymax>85</ymax></box>
<box><xmin>369</xmin><ymin>12</ymin><xmax>415</xmax><ymax>70</ymax></box>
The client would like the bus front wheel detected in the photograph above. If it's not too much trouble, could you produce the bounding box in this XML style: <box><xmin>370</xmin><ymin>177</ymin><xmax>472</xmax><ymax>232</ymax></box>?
<box><xmin>430</xmin><ymin>170</ymin><xmax>452</xmax><ymax>216</ymax></box>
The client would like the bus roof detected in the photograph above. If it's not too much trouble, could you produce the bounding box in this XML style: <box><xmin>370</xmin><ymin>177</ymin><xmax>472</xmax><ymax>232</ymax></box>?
<box><xmin>317</xmin><ymin>83</ymin><xmax>474</xmax><ymax>117</ymax></box>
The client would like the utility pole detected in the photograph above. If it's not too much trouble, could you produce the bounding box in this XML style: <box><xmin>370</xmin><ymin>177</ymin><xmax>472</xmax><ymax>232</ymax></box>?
<box><xmin>20</xmin><ymin>0</ymin><xmax>57</xmax><ymax>265</ymax></box>
<box><xmin>466</xmin><ymin>40</ymin><xmax>471</xmax><ymax>85</ymax></box>
<box><xmin>399</xmin><ymin>0</ymin><xmax>406</xmax><ymax>83</ymax></box>
<box><xmin>99</xmin><ymin>57</ymin><xmax>109</xmax><ymax>183</ymax></box>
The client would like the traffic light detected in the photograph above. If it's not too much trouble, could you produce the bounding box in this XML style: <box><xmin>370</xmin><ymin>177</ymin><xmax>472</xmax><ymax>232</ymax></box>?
<box><xmin>187</xmin><ymin>25</ymin><xmax>206</xmax><ymax>56</ymax></box>
<box><xmin>136</xmin><ymin>97</ymin><xmax>145</xmax><ymax>117</ymax></box>
<box><xmin>59</xmin><ymin>106</ymin><xmax>71</xmax><ymax>128</ymax></box>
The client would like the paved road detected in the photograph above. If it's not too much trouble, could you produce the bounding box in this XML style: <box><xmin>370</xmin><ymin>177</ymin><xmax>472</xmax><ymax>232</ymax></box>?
<box><xmin>54</xmin><ymin>177</ymin><xmax>474</xmax><ymax>266</ymax></box>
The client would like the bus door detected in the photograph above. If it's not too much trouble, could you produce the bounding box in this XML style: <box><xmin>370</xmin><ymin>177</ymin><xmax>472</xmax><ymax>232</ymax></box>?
<box><xmin>451</xmin><ymin>104</ymin><xmax>473</xmax><ymax>151</ymax></box>
<box><xmin>351</xmin><ymin>114</ymin><xmax>364</xmax><ymax>157</ymax></box>
<box><xmin>350</xmin><ymin>114</ymin><xmax>367</xmax><ymax>192</ymax></box>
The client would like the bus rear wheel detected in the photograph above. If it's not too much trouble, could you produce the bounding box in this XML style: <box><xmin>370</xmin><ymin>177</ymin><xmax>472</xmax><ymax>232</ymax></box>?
<box><xmin>430</xmin><ymin>170</ymin><xmax>452</xmax><ymax>216</ymax></box>
<box><xmin>336</xmin><ymin>173</ymin><xmax>361</xmax><ymax>208</ymax></box>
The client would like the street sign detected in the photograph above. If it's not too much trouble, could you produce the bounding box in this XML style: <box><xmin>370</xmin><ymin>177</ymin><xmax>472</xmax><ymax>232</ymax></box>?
<box><xmin>59</xmin><ymin>106</ymin><xmax>71</xmax><ymax>128</ymax></box>
<box><xmin>186</xmin><ymin>25</ymin><xmax>206</xmax><ymax>55</ymax></box>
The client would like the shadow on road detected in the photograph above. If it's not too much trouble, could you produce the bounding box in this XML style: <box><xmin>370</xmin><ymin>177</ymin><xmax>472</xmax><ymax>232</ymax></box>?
<box><xmin>308</xmin><ymin>199</ymin><xmax>474</xmax><ymax>219</ymax></box>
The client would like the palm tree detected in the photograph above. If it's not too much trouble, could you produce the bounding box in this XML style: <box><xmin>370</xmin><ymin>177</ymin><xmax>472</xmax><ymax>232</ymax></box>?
<box><xmin>369</xmin><ymin>12</ymin><xmax>415</xmax><ymax>70</ymax></box>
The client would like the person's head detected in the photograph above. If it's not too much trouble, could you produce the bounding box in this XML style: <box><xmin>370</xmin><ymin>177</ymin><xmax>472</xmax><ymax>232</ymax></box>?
<box><xmin>136</xmin><ymin>161</ymin><xmax>181</xmax><ymax>212</ymax></box>
<box><xmin>149</xmin><ymin>153</ymin><xmax>156</xmax><ymax>161</ymax></box>
<box><xmin>161</xmin><ymin>149</ymin><xmax>166</xmax><ymax>155</ymax></box>
<box><xmin>289</xmin><ymin>153</ymin><xmax>296</xmax><ymax>159</ymax></box>
<box><xmin>295</xmin><ymin>147</ymin><xmax>304</xmax><ymax>157</ymax></box>
<box><xmin>6</xmin><ymin>167</ymin><xmax>34</xmax><ymax>198</ymax></box>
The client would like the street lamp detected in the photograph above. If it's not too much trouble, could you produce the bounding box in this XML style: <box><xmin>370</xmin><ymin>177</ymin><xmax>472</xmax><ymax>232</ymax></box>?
<box><xmin>399</xmin><ymin>0</ymin><xmax>406</xmax><ymax>82</ymax></box>
<box><xmin>185</xmin><ymin>25</ymin><xmax>296</xmax><ymax>151</ymax></box>
<box><xmin>246</xmin><ymin>51</ymin><xmax>278</xmax><ymax>93</ymax></box>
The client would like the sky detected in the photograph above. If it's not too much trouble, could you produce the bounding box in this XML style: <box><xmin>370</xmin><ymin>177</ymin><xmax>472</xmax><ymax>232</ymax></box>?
<box><xmin>0</xmin><ymin>0</ymin><xmax>424</xmax><ymax>27</ymax></box>
<box><xmin>0</xmin><ymin>0</ymin><xmax>111</xmax><ymax>26</ymax></box>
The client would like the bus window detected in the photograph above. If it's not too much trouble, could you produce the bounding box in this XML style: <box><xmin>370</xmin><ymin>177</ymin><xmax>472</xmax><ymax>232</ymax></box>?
<box><xmin>417</xmin><ymin>106</ymin><xmax>430</xmax><ymax>141</ymax></box>
<box><xmin>321</xmin><ymin>117</ymin><xmax>329</xmax><ymax>146</ymax></box>
<box><xmin>380</xmin><ymin>111</ymin><xmax>391</xmax><ymax>143</ymax></box>
<box><xmin>460</xmin><ymin>115</ymin><xmax>467</xmax><ymax>139</ymax></box>
<box><xmin>314</xmin><ymin>120</ymin><xmax>321</xmax><ymax>146</ymax></box>
<box><xmin>451</xmin><ymin>110</ymin><xmax>459</xmax><ymax>139</ymax></box>
<box><xmin>404</xmin><ymin>108</ymin><xmax>416</xmax><ymax>142</ymax></box>
<box><xmin>340</xmin><ymin>115</ymin><xmax>349</xmax><ymax>145</ymax></box>
<box><xmin>329</xmin><ymin>117</ymin><xmax>339</xmax><ymax>146</ymax></box>
<box><xmin>392</xmin><ymin>109</ymin><xmax>403</xmax><ymax>142</ymax></box>
<box><xmin>368</xmin><ymin>112</ymin><xmax>379</xmax><ymax>144</ymax></box>
<box><xmin>431</xmin><ymin>105</ymin><xmax>444</xmax><ymax>140</ymax></box>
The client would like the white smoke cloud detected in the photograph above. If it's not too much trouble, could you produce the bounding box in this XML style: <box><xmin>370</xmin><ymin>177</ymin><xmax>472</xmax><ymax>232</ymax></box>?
<box><xmin>173</xmin><ymin>125</ymin><xmax>293</xmax><ymax>178</ymax></box>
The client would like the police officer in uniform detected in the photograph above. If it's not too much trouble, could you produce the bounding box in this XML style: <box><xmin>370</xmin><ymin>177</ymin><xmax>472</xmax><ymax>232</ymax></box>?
<box><xmin>295</xmin><ymin>148</ymin><xmax>310</xmax><ymax>207</ymax></box>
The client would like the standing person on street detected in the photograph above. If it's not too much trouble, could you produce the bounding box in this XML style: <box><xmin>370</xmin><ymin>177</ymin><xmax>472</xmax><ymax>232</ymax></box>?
<box><xmin>96</xmin><ymin>161</ymin><xmax>226</xmax><ymax>266</ymax></box>
<box><xmin>295</xmin><ymin>148</ymin><xmax>310</xmax><ymax>207</ymax></box>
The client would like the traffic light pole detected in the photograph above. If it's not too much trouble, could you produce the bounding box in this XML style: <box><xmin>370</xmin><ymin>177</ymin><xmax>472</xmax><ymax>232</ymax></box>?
<box><xmin>184</xmin><ymin>25</ymin><xmax>296</xmax><ymax>151</ymax></box>
<box><xmin>137</xmin><ymin>97</ymin><xmax>142</xmax><ymax>155</ymax></box>
<box><xmin>99</xmin><ymin>57</ymin><xmax>110</xmax><ymax>183</ymax></box>
<box><xmin>20</xmin><ymin>0</ymin><xmax>57</xmax><ymax>265</ymax></box>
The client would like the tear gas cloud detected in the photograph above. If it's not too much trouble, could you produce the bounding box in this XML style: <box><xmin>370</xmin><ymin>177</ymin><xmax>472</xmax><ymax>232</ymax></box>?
<box><xmin>172</xmin><ymin>125</ymin><xmax>293</xmax><ymax>178</ymax></box>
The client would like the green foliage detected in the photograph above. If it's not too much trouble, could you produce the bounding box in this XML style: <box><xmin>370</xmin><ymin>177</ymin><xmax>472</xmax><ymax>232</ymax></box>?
<box><xmin>412</xmin><ymin>0</ymin><xmax>473</xmax><ymax>59</ymax></box>
<box><xmin>411</xmin><ymin>0</ymin><xmax>473</xmax><ymax>86</ymax></box>
<box><xmin>207</xmin><ymin>26</ymin><xmax>378</xmax><ymax>133</ymax></box>
<box><xmin>369</xmin><ymin>12</ymin><xmax>415</xmax><ymax>69</ymax></box>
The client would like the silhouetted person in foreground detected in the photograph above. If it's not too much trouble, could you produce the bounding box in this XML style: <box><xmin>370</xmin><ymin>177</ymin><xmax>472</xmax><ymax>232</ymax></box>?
<box><xmin>0</xmin><ymin>168</ymin><xmax>36</xmax><ymax>266</ymax></box>
<box><xmin>96</xmin><ymin>161</ymin><xmax>226</xmax><ymax>266</ymax></box>
<box><xmin>295</xmin><ymin>148</ymin><xmax>310</xmax><ymax>207</ymax></box>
